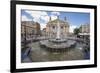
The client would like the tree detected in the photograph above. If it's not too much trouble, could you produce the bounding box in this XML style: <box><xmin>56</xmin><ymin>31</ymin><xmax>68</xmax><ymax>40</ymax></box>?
<box><xmin>74</xmin><ymin>28</ymin><xmax>80</xmax><ymax>35</ymax></box>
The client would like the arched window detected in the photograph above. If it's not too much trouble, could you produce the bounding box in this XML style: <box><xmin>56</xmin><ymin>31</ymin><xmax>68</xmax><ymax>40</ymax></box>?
<box><xmin>61</xmin><ymin>26</ymin><xmax>63</xmax><ymax>29</ymax></box>
<box><xmin>52</xmin><ymin>26</ymin><xmax>55</xmax><ymax>29</ymax></box>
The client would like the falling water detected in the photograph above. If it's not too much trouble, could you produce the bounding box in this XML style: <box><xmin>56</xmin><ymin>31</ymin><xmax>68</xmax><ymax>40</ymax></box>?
<box><xmin>56</xmin><ymin>19</ymin><xmax>60</xmax><ymax>39</ymax></box>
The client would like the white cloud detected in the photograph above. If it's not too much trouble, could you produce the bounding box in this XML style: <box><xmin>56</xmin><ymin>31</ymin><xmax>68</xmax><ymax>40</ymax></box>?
<box><xmin>50</xmin><ymin>15</ymin><xmax>57</xmax><ymax>21</ymax></box>
<box><xmin>50</xmin><ymin>12</ymin><xmax>60</xmax><ymax>21</ymax></box>
<box><xmin>69</xmin><ymin>25</ymin><xmax>77</xmax><ymax>33</ymax></box>
<box><xmin>40</xmin><ymin>23</ymin><xmax>46</xmax><ymax>30</ymax></box>
<box><xmin>22</xmin><ymin>15</ymin><xmax>32</xmax><ymax>21</ymax></box>
<box><xmin>25</xmin><ymin>10</ymin><xmax>49</xmax><ymax>23</ymax></box>
<box><xmin>22</xmin><ymin>10</ymin><xmax>61</xmax><ymax>23</ymax></box>
<box><xmin>22</xmin><ymin>10</ymin><xmax>50</xmax><ymax>30</ymax></box>
<box><xmin>41</xmin><ymin>15</ymin><xmax>50</xmax><ymax>23</ymax></box>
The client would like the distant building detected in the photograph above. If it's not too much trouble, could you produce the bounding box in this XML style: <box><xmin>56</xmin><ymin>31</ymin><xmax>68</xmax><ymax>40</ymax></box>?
<box><xmin>41</xmin><ymin>28</ymin><xmax>46</xmax><ymax>36</ymax></box>
<box><xmin>78</xmin><ymin>24</ymin><xmax>90</xmax><ymax>40</ymax></box>
<box><xmin>80</xmin><ymin>24</ymin><xmax>90</xmax><ymax>33</ymax></box>
<box><xmin>46</xmin><ymin>17</ymin><xmax>70</xmax><ymax>38</ymax></box>
<box><xmin>21</xmin><ymin>21</ymin><xmax>41</xmax><ymax>39</ymax></box>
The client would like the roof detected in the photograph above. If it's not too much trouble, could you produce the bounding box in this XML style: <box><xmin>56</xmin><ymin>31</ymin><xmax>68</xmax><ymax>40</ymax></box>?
<box><xmin>22</xmin><ymin>21</ymin><xmax>39</xmax><ymax>25</ymax></box>
<box><xmin>78</xmin><ymin>33</ymin><xmax>90</xmax><ymax>35</ymax></box>
<box><xmin>47</xmin><ymin>19</ymin><xmax>69</xmax><ymax>26</ymax></box>
<box><xmin>80</xmin><ymin>24</ymin><xmax>90</xmax><ymax>28</ymax></box>
<box><xmin>21</xmin><ymin>21</ymin><xmax>40</xmax><ymax>28</ymax></box>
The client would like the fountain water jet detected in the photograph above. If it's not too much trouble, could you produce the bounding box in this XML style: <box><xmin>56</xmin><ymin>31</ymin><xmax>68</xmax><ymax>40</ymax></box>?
<box><xmin>56</xmin><ymin>18</ymin><xmax>60</xmax><ymax>39</ymax></box>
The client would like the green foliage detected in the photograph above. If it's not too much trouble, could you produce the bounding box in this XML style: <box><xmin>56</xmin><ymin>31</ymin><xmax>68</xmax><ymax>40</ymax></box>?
<box><xmin>74</xmin><ymin>28</ymin><xmax>80</xmax><ymax>35</ymax></box>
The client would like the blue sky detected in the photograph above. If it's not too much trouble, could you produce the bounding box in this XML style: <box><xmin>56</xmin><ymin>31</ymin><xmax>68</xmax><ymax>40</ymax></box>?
<box><xmin>21</xmin><ymin>10</ymin><xmax>90</xmax><ymax>32</ymax></box>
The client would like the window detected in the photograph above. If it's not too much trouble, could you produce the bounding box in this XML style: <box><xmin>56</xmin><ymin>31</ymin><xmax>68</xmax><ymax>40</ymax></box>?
<box><xmin>52</xmin><ymin>26</ymin><xmax>55</xmax><ymax>29</ymax></box>
<box><xmin>61</xmin><ymin>26</ymin><xmax>63</xmax><ymax>29</ymax></box>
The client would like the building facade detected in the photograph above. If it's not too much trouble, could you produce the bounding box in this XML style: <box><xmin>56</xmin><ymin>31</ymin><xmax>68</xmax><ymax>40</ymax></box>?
<box><xmin>21</xmin><ymin>21</ymin><xmax>41</xmax><ymax>40</ymax></box>
<box><xmin>80</xmin><ymin>24</ymin><xmax>90</xmax><ymax>33</ymax></box>
<box><xmin>78</xmin><ymin>24</ymin><xmax>90</xmax><ymax>41</ymax></box>
<box><xmin>46</xmin><ymin>18</ymin><xmax>69</xmax><ymax>39</ymax></box>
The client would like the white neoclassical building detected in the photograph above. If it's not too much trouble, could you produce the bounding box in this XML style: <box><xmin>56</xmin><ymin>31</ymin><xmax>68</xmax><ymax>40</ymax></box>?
<box><xmin>46</xmin><ymin>17</ymin><xmax>70</xmax><ymax>39</ymax></box>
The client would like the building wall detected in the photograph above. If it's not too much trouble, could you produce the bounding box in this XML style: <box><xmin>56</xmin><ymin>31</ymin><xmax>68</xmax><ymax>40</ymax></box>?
<box><xmin>21</xmin><ymin>21</ymin><xmax>41</xmax><ymax>39</ymax></box>
<box><xmin>80</xmin><ymin>24</ymin><xmax>90</xmax><ymax>33</ymax></box>
<box><xmin>46</xmin><ymin>19</ymin><xmax>69</xmax><ymax>38</ymax></box>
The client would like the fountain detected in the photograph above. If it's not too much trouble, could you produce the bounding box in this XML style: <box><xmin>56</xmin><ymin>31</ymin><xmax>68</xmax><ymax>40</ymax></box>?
<box><xmin>40</xmin><ymin>17</ymin><xmax>76</xmax><ymax>52</ymax></box>
<box><xmin>56</xmin><ymin>18</ymin><xmax>60</xmax><ymax>39</ymax></box>
<box><xmin>49</xmin><ymin>18</ymin><xmax>67</xmax><ymax>43</ymax></box>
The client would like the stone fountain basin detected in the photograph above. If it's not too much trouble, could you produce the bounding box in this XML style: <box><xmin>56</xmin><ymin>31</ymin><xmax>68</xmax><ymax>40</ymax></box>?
<box><xmin>39</xmin><ymin>39</ymin><xmax>76</xmax><ymax>50</ymax></box>
<box><xmin>49</xmin><ymin>38</ymin><xmax>67</xmax><ymax>43</ymax></box>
